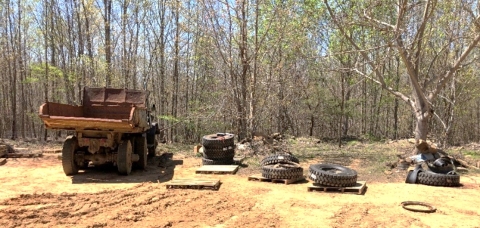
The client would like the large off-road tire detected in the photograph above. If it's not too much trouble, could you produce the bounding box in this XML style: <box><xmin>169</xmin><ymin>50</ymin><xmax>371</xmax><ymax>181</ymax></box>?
<box><xmin>417</xmin><ymin>171</ymin><xmax>460</xmax><ymax>187</ymax></box>
<box><xmin>117</xmin><ymin>140</ymin><xmax>133</xmax><ymax>175</ymax></box>
<box><xmin>203</xmin><ymin>147</ymin><xmax>235</xmax><ymax>160</ymax></box>
<box><xmin>202</xmin><ymin>133</ymin><xmax>235</xmax><ymax>149</ymax></box>
<box><xmin>62</xmin><ymin>136</ymin><xmax>79</xmax><ymax>176</ymax></box>
<box><xmin>202</xmin><ymin>157</ymin><xmax>234</xmax><ymax>165</ymax></box>
<box><xmin>261</xmin><ymin>162</ymin><xmax>303</xmax><ymax>180</ymax></box>
<box><xmin>261</xmin><ymin>153</ymin><xmax>299</xmax><ymax>166</ymax></box>
<box><xmin>308</xmin><ymin>163</ymin><xmax>357</xmax><ymax>187</ymax></box>
<box><xmin>135</xmin><ymin>136</ymin><xmax>148</xmax><ymax>169</ymax></box>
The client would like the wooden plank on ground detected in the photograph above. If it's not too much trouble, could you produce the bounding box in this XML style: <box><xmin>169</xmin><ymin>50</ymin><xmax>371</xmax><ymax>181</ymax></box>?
<box><xmin>0</xmin><ymin>158</ymin><xmax>7</xmax><ymax>166</ymax></box>
<box><xmin>307</xmin><ymin>181</ymin><xmax>367</xmax><ymax>195</ymax></box>
<box><xmin>248</xmin><ymin>175</ymin><xmax>305</xmax><ymax>185</ymax></box>
<box><xmin>195</xmin><ymin>165</ymin><xmax>239</xmax><ymax>174</ymax></box>
<box><xmin>166</xmin><ymin>179</ymin><xmax>221</xmax><ymax>190</ymax></box>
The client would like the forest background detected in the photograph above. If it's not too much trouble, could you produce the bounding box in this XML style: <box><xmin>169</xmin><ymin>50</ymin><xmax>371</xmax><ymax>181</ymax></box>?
<box><xmin>1</xmin><ymin>0</ymin><xmax>480</xmax><ymax>148</ymax></box>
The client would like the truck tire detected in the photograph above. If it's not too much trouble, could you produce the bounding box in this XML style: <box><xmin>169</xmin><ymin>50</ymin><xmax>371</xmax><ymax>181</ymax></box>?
<box><xmin>147</xmin><ymin>134</ymin><xmax>157</xmax><ymax>157</ymax></box>
<box><xmin>62</xmin><ymin>136</ymin><xmax>79</xmax><ymax>176</ymax></box>
<box><xmin>308</xmin><ymin>164</ymin><xmax>357</xmax><ymax>187</ymax></box>
<box><xmin>117</xmin><ymin>140</ymin><xmax>133</xmax><ymax>175</ymax></box>
<box><xmin>417</xmin><ymin>171</ymin><xmax>460</xmax><ymax>187</ymax></box>
<box><xmin>261</xmin><ymin>153</ymin><xmax>299</xmax><ymax>166</ymax></box>
<box><xmin>203</xmin><ymin>148</ymin><xmax>235</xmax><ymax>160</ymax></box>
<box><xmin>202</xmin><ymin>133</ymin><xmax>235</xmax><ymax>148</ymax></box>
<box><xmin>135</xmin><ymin>136</ymin><xmax>147</xmax><ymax>169</ymax></box>
<box><xmin>261</xmin><ymin>162</ymin><xmax>303</xmax><ymax>180</ymax></box>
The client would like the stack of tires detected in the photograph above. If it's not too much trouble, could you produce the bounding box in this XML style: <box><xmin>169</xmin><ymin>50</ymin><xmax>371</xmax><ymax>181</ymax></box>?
<box><xmin>261</xmin><ymin>153</ymin><xmax>303</xmax><ymax>180</ymax></box>
<box><xmin>201</xmin><ymin>133</ymin><xmax>235</xmax><ymax>165</ymax></box>
<box><xmin>308</xmin><ymin>163</ymin><xmax>358</xmax><ymax>187</ymax></box>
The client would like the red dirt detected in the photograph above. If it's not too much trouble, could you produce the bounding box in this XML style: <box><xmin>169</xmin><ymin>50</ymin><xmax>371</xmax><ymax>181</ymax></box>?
<box><xmin>0</xmin><ymin>148</ymin><xmax>479</xmax><ymax>228</ymax></box>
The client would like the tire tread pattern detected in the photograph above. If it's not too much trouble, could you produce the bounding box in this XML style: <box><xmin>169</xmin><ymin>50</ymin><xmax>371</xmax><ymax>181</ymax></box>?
<box><xmin>203</xmin><ymin>148</ymin><xmax>235</xmax><ymax>160</ymax></box>
<box><xmin>261</xmin><ymin>163</ymin><xmax>303</xmax><ymax>179</ymax></box>
<box><xmin>308</xmin><ymin>164</ymin><xmax>357</xmax><ymax>187</ymax></box>
<box><xmin>261</xmin><ymin>154</ymin><xmax>299</xmax><ymax>166</ymax></box>
<box><xmin>417</xmin><ymin>171</ymin><xmax>460</xmax><ymax>187</ymax></box>
<box><xmin>202</xmin><ymin>134</ymin><xmax>235</xmax><ymax>148</ymax></box>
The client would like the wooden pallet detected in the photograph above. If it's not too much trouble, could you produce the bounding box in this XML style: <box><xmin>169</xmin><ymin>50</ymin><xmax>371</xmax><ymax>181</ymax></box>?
<box><xmin>195</xmin><ymin>165</ymin><xmax>239</xmax><ymax>174</ymax></box>
<box><xmin>307</xmin><ymin>181</ymin><xmax>367</xmax><ymax>195</ymax></box>
<box><xmin>166</xmin><ymin>179</ymin><xmax>221</xmax><ymax>190</ymax></box>
<box><xmin>248</xmin><ymin>175</ymin><xmax>305</xmax><ymax>185</ymax></box>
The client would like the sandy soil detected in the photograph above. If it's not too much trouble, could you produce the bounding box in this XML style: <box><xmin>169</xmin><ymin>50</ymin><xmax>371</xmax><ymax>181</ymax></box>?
<box><xmin>0</xmin><ymin>147</ymin><xmax>480</xmax><ymax>228</ymax></box>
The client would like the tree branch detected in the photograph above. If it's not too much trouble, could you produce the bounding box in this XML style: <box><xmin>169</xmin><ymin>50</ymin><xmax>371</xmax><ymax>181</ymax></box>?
<box><xmin>429</xmin><ymin>32</ymin><xmax>480</xmax><ymax>101</ymax></box>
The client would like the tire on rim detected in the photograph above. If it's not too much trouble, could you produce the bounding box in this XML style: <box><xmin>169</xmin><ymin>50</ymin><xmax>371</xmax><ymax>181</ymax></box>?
<box><xmin>308</xmin><ymin>163</ymin><xmax>357</xmax><ymax>187</ymax></box>
<box><xmin>117</xmin><ymin>139</ymin><xmax>133</xmax><ymax>175</ymax></box>
<box><xmin>135</xmin><ymin>136</ymin><xmax>147</xmax><ymax>169</ymax></box>
<box><xmin>261</xmin><ymin>153</ymin><xmax>299</xmax><ymax>166</ymax></box>
<box><xmin>202</xmin><ymin>133</ymin><xmax>235</xmax><ymax>148</ymax></box>
<box><xmin>417</xmin><ymin>171</ymin><xmax>460</xmax><ymax>187</ymax></box>
<box><xmin>62</xmin><ymin>136</ymin><xmax>79</xmax><ymax>176</ymax></box>
<box><xmin>261</xmin><ymin>161</ymin><xmax>303</xmax><ymax>180</ymax></box>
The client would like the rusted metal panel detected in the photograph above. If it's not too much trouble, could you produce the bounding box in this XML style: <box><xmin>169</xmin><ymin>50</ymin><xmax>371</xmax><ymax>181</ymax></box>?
<box><xmin>38</xmin><ymin>87</ymin><xmax>149</xmax><ymax>133</ymax></box>
<box><xmin>83</xmin><ymin>87</ymin><xmax>147</xmax><ymax>108</ymax></box>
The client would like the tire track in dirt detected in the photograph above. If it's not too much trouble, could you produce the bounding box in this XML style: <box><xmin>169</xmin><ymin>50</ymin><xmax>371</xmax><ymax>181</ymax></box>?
<box><xmin>0</xmin><ymin>182</ymin><xmax>260</xmax><ymax>228</ymax></box>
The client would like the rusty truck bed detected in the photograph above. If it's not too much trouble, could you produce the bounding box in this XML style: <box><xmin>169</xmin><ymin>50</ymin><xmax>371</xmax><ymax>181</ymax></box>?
<box><xmin>38</xmin><ymin>87</ymin><xmax>149</xmax><ymax>133</ymax></box>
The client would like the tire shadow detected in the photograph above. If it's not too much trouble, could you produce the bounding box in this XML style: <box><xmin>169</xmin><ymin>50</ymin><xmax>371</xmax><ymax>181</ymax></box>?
<box><xmin>71</xmin><ymin>152</ymin><xmax>182</xmax><ymax>184</ymax></box>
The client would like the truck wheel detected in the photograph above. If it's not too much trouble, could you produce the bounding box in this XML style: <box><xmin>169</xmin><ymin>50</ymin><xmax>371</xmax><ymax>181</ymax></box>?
<box><xmin>308</xmin><ymin>164</ymin><xmax>357</xmax><ymax>187</ymax></box>
<box><xmin>135</xmin><ymin>136</ymin><xmax>147</xmax><ymax>169</ymax></box>
<box><xmin>117</xmin><ymin>140</ymin><xmax>133</xmax><ymax>175</ymax></box>
<box><xmin>62</xmin><ymin>136</ymin><xmax>79</xmax><ymax>176</ymax></box>
<box><xmin>202</xmin><ymin>133</ymin><xmax>235</xmax><ymax>148</ymax></box>
<box><xmin>261</xmin><ymin>162</ymin><xmax>303</xmax><ymax>180</ymax></box>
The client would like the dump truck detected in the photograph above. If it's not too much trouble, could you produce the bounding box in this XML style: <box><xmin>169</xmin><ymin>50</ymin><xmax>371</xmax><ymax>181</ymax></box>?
<box><xmin>39</xmin><ymin>87</ymin><xmax>159</xmax><ymax>175</ymax></box>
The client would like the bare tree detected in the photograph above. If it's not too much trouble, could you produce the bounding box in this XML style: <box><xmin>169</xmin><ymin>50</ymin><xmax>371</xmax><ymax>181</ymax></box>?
<box><xmin>324</xmin><ymin>0</ymin><xmax>480</xmax><ymax>149</ymax></box>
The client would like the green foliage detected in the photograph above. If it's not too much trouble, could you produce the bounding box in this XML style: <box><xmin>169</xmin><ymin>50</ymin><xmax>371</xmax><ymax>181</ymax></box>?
<box><xmin>26</xmin><ymin>63</ymin><xmax>63</xmax><ymax>83</ymax></box>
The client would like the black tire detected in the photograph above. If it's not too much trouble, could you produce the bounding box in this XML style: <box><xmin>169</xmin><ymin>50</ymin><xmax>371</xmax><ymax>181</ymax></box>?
<box><xmin>134</xmin><ymin>136</ymin><xmax>148</xmax><ymax>169</ymax></box>
<box><xmin>261</xmin><ymin>162</ymin><xmax>303</xmax><ymax>180</ymax></box>
<box><xmin>202</xmin><ymin>157</ymin><xmax>234</xmax><ymax>165</ymax></box>
<box><xmin>203</xmin><ymin>147</ymin><xmax>235</xmax><ymax>160</ymax></box>
<box><xmin>117</xmin><ymin>140</ymin><xmax>133</xmax><ymax>175</ymax></box>
<box><xmin>417</xmin><ymin>171</ymin><xmax>460</xmax><ymax>187</ymax></box>
<box><xmin>147</xmin><ymin>134</ymin><xmax>157</xmax><ymax>157</ymax></box>
<box><xmin>308</xmin><ymin>163</ymin><xmax>357</xmax><ymax>187</ymax></box>
<box><xmin>62</xmin><ymin>136</ymin><xmax>79</xmax><ymax>176</ymax></box>
<box><xmin>202</xmin><ymin>133</ymin><xmax>235</xmax><ymax>148</ymax></box>
<box><xmin>261</xmin><ymin>153</ymin><xmax>299</xmax><ymax>166</ymax></box>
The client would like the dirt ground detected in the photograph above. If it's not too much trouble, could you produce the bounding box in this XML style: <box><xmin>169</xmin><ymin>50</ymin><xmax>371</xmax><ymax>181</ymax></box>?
<box><xmin>0</xmin><ymin>141</ymin><xmax>480</xmax><ymax>228</ymax></box>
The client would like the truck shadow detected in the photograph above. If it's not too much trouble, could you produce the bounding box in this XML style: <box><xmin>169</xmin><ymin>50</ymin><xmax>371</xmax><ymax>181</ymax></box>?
<box><xmin>71</xmin><ymin>153</ymin><xmax>182</xmax><ymax>184</ymax></box>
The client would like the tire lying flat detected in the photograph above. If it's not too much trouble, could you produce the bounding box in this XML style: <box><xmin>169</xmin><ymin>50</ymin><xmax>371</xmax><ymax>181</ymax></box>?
<box><xmin>261</xmin><ymin>153</ymin><xmax>299</xmax><ymax>166</ymax></box>
<box><xmin>308</xmin><ymin>163</ymin><xmax>357</xmax><ymax>187</ymax></box>
<box><xmin>202</xmin><ymin>147</ymin><xmax>235</xmax><ymax>160</ymax></box>
<box><xmin>202</xmin><ymin>133</ymin><xmax>235</xmax><ymax>149</ymax></box>
<box><xmin>261</xmin><ymin>161</ymin><xmax>303</xmax><ymax>180</ymax></box>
